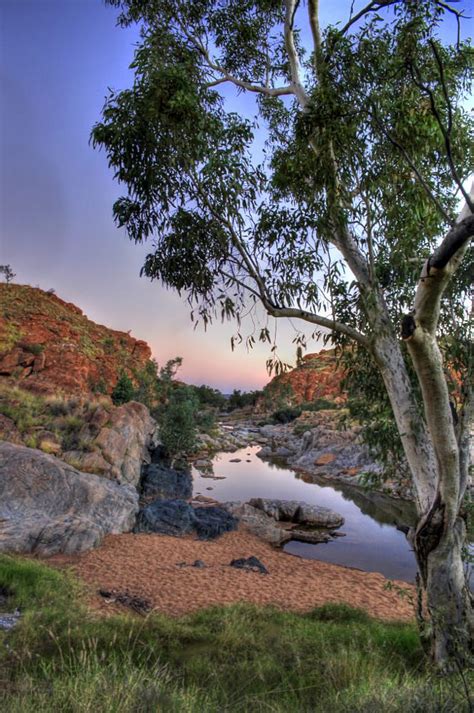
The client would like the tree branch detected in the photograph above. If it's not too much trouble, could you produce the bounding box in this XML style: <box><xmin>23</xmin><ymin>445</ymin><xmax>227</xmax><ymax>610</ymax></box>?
<box><xmin>283</xmin><ymin>0</ymin><xmax>310</xmax><ymax>107</ymax></box>
<box><xmin>264</xmin><ymin>303</ymin><xmax>369</xmax><ymax>346</ymax></box>
<box><xmin>176</xmin><ymin>20</ymin><xmax>295</xmax><ymax>99</ymax></box>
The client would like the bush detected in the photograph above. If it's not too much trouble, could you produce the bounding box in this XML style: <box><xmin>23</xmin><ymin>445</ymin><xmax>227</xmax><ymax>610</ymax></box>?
<box><xmin>160</xmin><ymin>387</ymin><xmax>198</xmax><ymax>457</ymax></box>
<box><xmin>272</xmin><ymin>407</ymin><xmax>302</xmax><ymax>424</ymax></box>
<box><xmin>111</xmin><ymin>373</ymin><xmax>134</xmax><ymax>405</ymax></box>
<box><xmin>24</xmin><ymin>343</ymin><xmax>44</xmax><ymax>356</ymax></box>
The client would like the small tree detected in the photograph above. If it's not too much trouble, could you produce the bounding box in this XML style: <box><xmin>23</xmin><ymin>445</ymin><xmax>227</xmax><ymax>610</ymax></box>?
<box><xmin>0</xmin><ymin>265</ymin><xmax>16</xmax><ymax>284</ymax></box>
<box><xmin>160</xmin><ymin>386</ymin><xmax>198</xmax><ymax>458</ymax></box>
<box><xmin>111</xmin><ymin>372</ymin><xmax>135</xmax><ymax>405</ymax></box>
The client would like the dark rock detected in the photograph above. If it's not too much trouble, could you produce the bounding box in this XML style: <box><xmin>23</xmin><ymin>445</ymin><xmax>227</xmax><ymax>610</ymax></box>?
<box><xmin>135</xmin><ymin>499</ymin><xmax>196</xmax><ymax>536</ymax></box>
<box><xmin>193</xmin><ymin>560</ymin><xmax>206</xmax><ymax>568</ymax></box>
<box><xmin>135</xmin><ymin>500</ymin><xmax>237</xmax><ymax>540</ymax></box>
<box><xmin>141</xmin><ymin>462</ymin><xmax>192</xmax><ymax>501</ymax></box>
<box><xmin>230</xmin><ymin>556</ymin><xmax>268</xmax><ymax>575</ymax></box>
<box><xmin>193</xmin><ymin>506</ymin><xmax>238</xmax><ymax>540</ymax></box>
<box><xmin>98</xmin><ymin>589</ymin><xmax>151</xmax><ymax>615</ymax></box>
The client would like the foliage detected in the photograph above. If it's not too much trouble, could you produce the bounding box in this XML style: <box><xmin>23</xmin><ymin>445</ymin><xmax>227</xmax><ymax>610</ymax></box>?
<box><xmin>300</xmin><ymin>398</ymin><xmax>336</xmax><ymax>412</ymax></box>
<box><xmin>159</xmin><ymin>385</ymin><xmax>198</xmax><ymax>457</ymax></box>
<box><xmin>1</xmin><ymin>555</ymin><xmax>473</xmax><ymax>712</ymax></box>
<box><xmin>0</xmin><ymin>264</ymin><xmax>16</xmax><ymax>284</ymax></box>
<box><xmin>272</xmin><ymin>406</ymin><xmax>302</xmax><ymax>424</ymax></box>
<box><xmin>111</xmin><ymin>372</ymin><xmax>135</xmax><ymax>405</ymax></box>
<box><xmin>227</xmin><ymin>388</ymin><xmax>262</xmax><ymax>410</ymax></box>
<box><xmin>192</xmin><ymin>384</ymin><xmax>226</xmax><ymax>409</ymax></box>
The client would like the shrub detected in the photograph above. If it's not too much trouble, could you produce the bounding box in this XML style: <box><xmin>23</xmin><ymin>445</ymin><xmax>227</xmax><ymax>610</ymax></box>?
<box><xmin>272</xmin><ymin>407</ymin><xmax>302</xmax><ymax>424</ymax></box>
<box><xmin>111</xmin><ymin>373</ymin><xmax>134</xmax><ymax>405</ymax></box>
<box><xmin>160</xmin><ymin>387</ymin><xmax>198</xmax><ymax>457</ymax></box>
<box><xmin>24</xmin><ymin>343</ymin><xmax>44</xmax><ymax>356</ymax></box>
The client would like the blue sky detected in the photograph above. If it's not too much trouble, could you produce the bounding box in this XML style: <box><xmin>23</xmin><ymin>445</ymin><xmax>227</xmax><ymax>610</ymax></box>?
<box><xmin>0</xmin><ymin>0</ymin><xmax>471</xmax><ymax>390</ymax></box>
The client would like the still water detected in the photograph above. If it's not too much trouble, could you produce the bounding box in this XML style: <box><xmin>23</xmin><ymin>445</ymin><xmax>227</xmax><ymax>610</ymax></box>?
<box><xmin>193</xmin><ymin>445</ymin><xmax>419</xmax><ymax>583</ymax></box>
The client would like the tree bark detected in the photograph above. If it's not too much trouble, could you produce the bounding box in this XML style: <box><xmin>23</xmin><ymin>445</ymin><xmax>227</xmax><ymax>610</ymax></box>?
<box><xmin>413</xmin><ymin>508</ymin><xmax>473</xmax><ymax>668</ymax></box>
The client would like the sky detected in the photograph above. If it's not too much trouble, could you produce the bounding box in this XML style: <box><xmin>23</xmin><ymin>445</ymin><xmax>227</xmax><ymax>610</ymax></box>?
<box><xmin>0</xmin><ymin>0</ymin><xmax>471</xmax><ymax>391</ymax></box>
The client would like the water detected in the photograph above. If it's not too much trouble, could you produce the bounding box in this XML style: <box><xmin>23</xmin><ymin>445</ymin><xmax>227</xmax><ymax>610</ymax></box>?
<box><xmin>193</xmin><ymin>445</ymin><xmax>419</xmax><ymax>583</ymax></box>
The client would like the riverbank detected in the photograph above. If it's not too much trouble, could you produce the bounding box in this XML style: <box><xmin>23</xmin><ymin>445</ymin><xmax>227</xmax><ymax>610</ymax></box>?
<box><xmin>47</xmin><ymin>528</ymin><xmax>415</xmax><ymax>622</ymax></box>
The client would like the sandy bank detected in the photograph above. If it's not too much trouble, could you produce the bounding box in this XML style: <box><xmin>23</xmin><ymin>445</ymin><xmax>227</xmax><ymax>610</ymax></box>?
<box><xmin>48</xmin><ymin>528</ymin><xmax>415</xmax><ymax>622</ymax></box>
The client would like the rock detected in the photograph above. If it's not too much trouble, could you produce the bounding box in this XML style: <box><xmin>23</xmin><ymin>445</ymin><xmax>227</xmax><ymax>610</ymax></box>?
<box><xmin>248</xmin><ymin>498</ymin><xmax>344</xmax><ymax>528</ymax></box>
<box><xmin>64</xmin><ymin>401</ymin><xmax>155</xmax><ymax>488</ymax></box>
<box><xmin>229</xmin><ymin>458</ymin><xmax>241</xmax><ymax>463</ymax></box>
<box><xmin>38</xmin><ymin>439</ymin><xmax>61</xmax><ymax>455</ymax></box>
<box><xmin>192</xmin><ymin>507</ymin><xmax>238</xmax><ymax>540</ymax></box>
<box><xmin>134</xmin><ymin>500</ymin><xmax>237</xmax><ymax>540</ymax></box>
<box><xmin>0</xmin><ymin>441</ymin><xmax>139</xmax><ymax>556</ymax></box>
<box><xmin>194</xmin><ymin>459</ymin><xmax>213</xmax><ymax>469</ymax></box>
<box><xmin>135</xmin><ymin>499</ymin><xmax>196</xmax><ymax>536</ymax></box>
<box><xmin>0</xmin><ymin>414</ymin><xmax>22</xmax><ymax>445</ymax></box>
<box><xmin>193</xmin><ymin>560</ymin><xmax>206</xmax><ymax>568</ymax></box>
<box><xmin>223</xmin><ymin>502</ymin><xmax>292</xmax><ymax>546</ymax></box>
<box><xmin>140</xmin><ymin>462</ymin><xmax>192</xmax><ymax>501</ymax></box>
<box><xmin>248</xmin><ymin>498</ymin><xmax>300</xmax><ymax>521</ymax></box>
<box><xmin>230</xmin><ymin>556</ymin><xmax>268</xmax><ymax>575</ymax></box>
<box><xmin>315</xmin><ymin>452</ymin><xmax>336</xmax><ymax>465</ymax></box>
<box><xmin>295</xmin><ymin>503</ymin><xmax>344</xmax><ymax>528</ymax></box>
<box><xmin>289</xmin><ymin>529</ymin><xmax>331</xmax><ymax>544</ymax></box>
<box><xmin>0</xmin><ymin>610</ymin><xmax>21</xmax><ymax>630</ymax></box>
<box><xmin>98</xmin><ymin>589</ymin><xmax>151</xmax><ymax>615</ymax></box>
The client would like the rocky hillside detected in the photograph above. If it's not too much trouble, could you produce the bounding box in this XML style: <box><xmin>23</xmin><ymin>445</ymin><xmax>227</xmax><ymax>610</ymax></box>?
<box><xmin>262</xmin><ymin>350</ymin><xmax>345</xmax><ymax>409</ymax></box>
<box><xmin>0</xmin><ymin>284</ymin><xmax>152</xmax><ymax>395</ymax></box>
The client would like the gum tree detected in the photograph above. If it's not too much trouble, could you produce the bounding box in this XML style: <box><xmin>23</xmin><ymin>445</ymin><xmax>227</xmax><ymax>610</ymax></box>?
<box><xmin>92</xmin><ymin>0</ymin><xmax>473</xmax><ymax>667</ymax></box>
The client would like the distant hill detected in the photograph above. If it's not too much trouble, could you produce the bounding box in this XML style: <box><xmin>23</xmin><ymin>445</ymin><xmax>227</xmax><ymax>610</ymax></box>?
<box><xmin>261</xmin><ymin>349</ymin><xmax>345</xmax><ymax>409</ymax></box>
<box><xmin>0</xmin><ymin>284</ymin><xmax>152</xmax><ymax>396</ymax></box>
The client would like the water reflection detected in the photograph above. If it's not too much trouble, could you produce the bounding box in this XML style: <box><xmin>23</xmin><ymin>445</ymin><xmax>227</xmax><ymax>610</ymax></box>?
<box><xmin>192</xmin><ymin>445</ymin><xmax>418</xmax><ymax>583</ymax></box>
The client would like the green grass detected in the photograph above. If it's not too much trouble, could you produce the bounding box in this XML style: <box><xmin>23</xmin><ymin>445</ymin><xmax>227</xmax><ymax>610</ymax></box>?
<box><xmin>0</xmin><ymin>556</ymin><xmax>472</xmax><ymax>712</ymax></box>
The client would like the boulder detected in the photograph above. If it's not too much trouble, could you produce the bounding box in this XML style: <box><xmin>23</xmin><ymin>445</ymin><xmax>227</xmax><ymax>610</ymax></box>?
<box><xmin>134</xmin><ymin>500</ymin><xmax>237</xmax><ymax>540</ymax></box>
<box><xmin>223</xmin><ymin>502</ymin><xmax>292</xmax><ymax>546</ymax></box>
<box><xmin>64</xmin><ymin>401</ymin><xmax>156</xmax><ymax>488</ymax></box>
<box><xmin>0</xmin><ymin>441</ymin><xmax>138</xmax><ymax>556</ymax></box>
<box><xmin>248</xmin><ymin>498</ymin><xmax>344</xmax><ymax>528</ymax></box>
<box><xmin>140</xmin><ymin>462</ymin><xmax>192</xmax><ymax>501</ymax></box>
<box><xmin>192</xmin><ymin>507</ymin><xmax>238</xmax><ymax>540</ymax></box>
<box><xmin>135</xmin><ymin>499</ymin><xmax>196</xmax><ymax>536</ymax></box>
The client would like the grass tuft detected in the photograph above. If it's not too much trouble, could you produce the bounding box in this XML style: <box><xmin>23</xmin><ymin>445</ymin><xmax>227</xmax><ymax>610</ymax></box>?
<box><xmin>0</xmin><ymin>556</ymin><xmax>472</xmax><ymax>712</ymax></box>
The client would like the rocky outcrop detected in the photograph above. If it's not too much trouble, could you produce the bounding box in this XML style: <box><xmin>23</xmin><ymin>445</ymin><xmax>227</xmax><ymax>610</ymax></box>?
<box><xmin>0</xmin><ymin>283</ymin><xmax>152</xmax><ymax>395</ymax></box>
<box><xmin>255</xmin><ymin>415</ymin><xmax>386</xmax><ymax>491</ymax></box>
<box><xmin>135</xmin><ymin>499</ymin><xmax>238</xmax><ymax>539</ymax></box>
<box><xmin>223</xmin><ymin>498</ymin><xmax>344</xmax><ymax>546</ymax></box>
<box><xmin>0</xmin><ymin>441</ymin><xmax>138</xmax><ymax>556</ymax></box>
<box><xmin>260</xmin><ymin>349</ymin><xmax>345</xmax><ymax>409</ymax></box>
<box><xmin>63</xmin><ymin>401</ymin><xmax>156</xmax><ymax>487</ymax></box>
<box><xmin>224</xmin><ymin>502</ymin><xmax>292</xmax><ymax>545</ymax></box>
<box><xmin>248</xmin><ymin>498</ymin><xmax>344</xmax><ymax>528</ymax></box>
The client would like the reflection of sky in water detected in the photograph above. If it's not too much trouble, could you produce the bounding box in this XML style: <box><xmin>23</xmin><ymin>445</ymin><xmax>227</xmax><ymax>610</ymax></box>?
<box><xmin>193</xmin><ymin>446</ymin><xmax>418</xmax><ymax>583</ymax></box>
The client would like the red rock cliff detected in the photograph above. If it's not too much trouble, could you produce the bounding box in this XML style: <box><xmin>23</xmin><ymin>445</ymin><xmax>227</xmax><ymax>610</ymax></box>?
<box><xmin>262</xmin><ymin>350</ymin><xmax>345</xmax><ymax>407</ymax></box>
<box><xmin>0</xmin><ymin>284</ymin><xmax>152</xmax><ymax>395</ymax></box>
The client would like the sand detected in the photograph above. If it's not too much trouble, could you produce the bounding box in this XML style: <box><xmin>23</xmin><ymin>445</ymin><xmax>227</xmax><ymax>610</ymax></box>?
<box><xmin>48</xmin><ymin>528</ymin><xmax>416</xmax><ymax>622</ymax></box>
